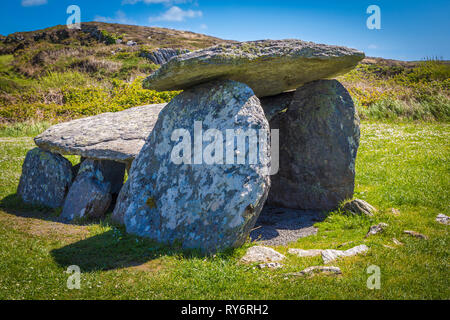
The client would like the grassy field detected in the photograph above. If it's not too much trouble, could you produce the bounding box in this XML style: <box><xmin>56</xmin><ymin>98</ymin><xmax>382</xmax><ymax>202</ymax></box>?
<box><xmin>0</xmin><ymin>121</ymin><xmax>448</xmax><ymax>299</ymax></box>
<box><xmin>0</xmin><ymin>22</ymin><xmax>448</xmax><ymax>300</ymax></box>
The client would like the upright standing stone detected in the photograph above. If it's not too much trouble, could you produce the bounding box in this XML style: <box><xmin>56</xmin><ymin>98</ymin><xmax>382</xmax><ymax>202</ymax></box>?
<box><xmin>268</xmin><ymin>80</ymin><xmax>360</xmax><ymax>210</ymax></box>
<box><xmin>17</xmin><ymin>148</ymin><xmax>73</xmax><ymax>208</ymax></box>
<box><xmin>114</xmin><ymin>80</ymin><xmax>271</xmax><ymax>252</ymax></box>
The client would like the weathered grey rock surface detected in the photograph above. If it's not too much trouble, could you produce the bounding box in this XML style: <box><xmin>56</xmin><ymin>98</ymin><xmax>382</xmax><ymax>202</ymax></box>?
<box><xmin>17</xmin><ymin>148</ymin><xmax>73</xmax><ymax>208</ymax></box>
<box><xmin>139</xmin><ymin>48</ymin><xmax>189</xmax><ymax>65</ymax></box>
<box><xmin>114</xmin><ymin>80</ymin><xmax>271</xmax><ymax>252</ymax></box>
<box><xmin>144</xmin><ymin>39</ymin><xmax>364</xmax><ymax>97</ymax></box>
<box><xmin>240</xmin><ymin>246</ymin><xmax>286</xmax><ymax>264</ymax></box>
<box><xmin>342</xmin><ymin>199</ymin><xmax>377</xmax><ymax>216</ymax></box>
<box><xmin>268</xmin><ymin>80</ymin><xmax>360</xmax><ymax>210</ymax></box>
<box><xmin>34</xmin><ymin>104</ymin><xmax>167</xmax><ymax>165</ymax></box>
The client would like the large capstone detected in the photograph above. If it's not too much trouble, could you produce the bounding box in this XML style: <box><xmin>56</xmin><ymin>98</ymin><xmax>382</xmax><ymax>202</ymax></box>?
<box><xmin>268</xmin><ymin>80</ymin><xmax>360</xmax><ymax>210</ymax></box>
<box><xmin>60</xmin><ymin>160</ymin><xmax>113</xmax><ymax>221</ymax></box>
<box><xmin>144</xmin><ymin>39</ymin><xmax>364</xmax><ymax>97</ymax></box>
<box><xmin>34</xmin><ymin>104</ymin><xmax>167</xmax><ymax>166</ymax></box>
<box><xmin>114</xmin><ymin>80</ymin><xmax>271</xmax><ymax>252</ymax></box>
<box><xmin>17</xmin><ymin>148</ymin><xmax>73</xmax><ymax>208</ymax></box>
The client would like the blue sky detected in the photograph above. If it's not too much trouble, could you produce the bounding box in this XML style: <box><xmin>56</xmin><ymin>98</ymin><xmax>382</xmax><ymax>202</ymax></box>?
<box><xmin>1</xmin><ymin>0</ymin><xmax>449</xmax><ymax>61</ymax></box>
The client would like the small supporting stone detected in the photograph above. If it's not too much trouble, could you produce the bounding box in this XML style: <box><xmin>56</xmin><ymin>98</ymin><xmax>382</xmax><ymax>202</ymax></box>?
<box><xmin>77</xmin><ymin>159</ymin><xmax>125</xmax><ymax>195</ymax></box>
<box><xmin>60</xmin><ymin>175</ymin><xmax>112</xmax><ymax>221</ymax></box>
<box><xmin>60</xmin><ymin>159</ymin><xmax>116</xmax><ymax>221</ymax></box>
<box><xmin>267</xmin><ymin>80</ymin><xmax>360</xmax><ymax>211</ymax></box>
<box><xmin>17</xmin><ymin>148</ymin><xmax>73</xmax><ymax>208</ymax></box>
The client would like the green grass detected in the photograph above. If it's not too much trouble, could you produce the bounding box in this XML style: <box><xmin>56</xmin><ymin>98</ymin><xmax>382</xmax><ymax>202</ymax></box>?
<box><xmin>0</xmin><ymin>121</ymin><xmax>448</xmax><ymax>299</ymax></box>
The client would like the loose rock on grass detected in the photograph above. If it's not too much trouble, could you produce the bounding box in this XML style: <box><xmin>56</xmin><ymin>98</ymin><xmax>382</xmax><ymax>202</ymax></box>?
<box><xmin>341</xmin><ymin>199</ymin><xmax>377</xmax><ymax>216</ymax></box>
<box><xmin>257</xmin><ymin>262</ymin><xmax>284</xmax><ymax>270</ymax></box>
<box><xmin>365</xmin><ymin>222</ymin><xmax>388</xmax><ymax>238</ymax></box>
<box><xmin>322</xmin><ymin>244</ymin><xmax>369</xmax><ymax>264</ymax></box>
<box><xmin>436</xmin><ymin>214</ymin><xmax>449</xmax><ymax>225</ymax></box>
<box><xmin>240</xmin><ymin>246</ymin><xmax>286</xmax><ymax>264</ymax></box>
<box><xmin>285</xmin><ymin>266</ymin><xmax>342</xmax><ymax>278</ymax></box>
<box><xmin>287</xmin><ymin>248</ymin><xmax>323</xmax><ymax>257</ymax></box>
<box><xmin>404</xmin><ymin>230</ymin><xmax>428</xmax><ymax>240</ymax></box>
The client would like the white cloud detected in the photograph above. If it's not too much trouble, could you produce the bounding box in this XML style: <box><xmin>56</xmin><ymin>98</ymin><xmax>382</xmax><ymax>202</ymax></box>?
<box><xmin>200</xmin><ymin>24</ymin><xmax>208</xmax><ymax>30</ymax></box>
<box><xmin>368</xmin><ymin>44</ymin><xmax>378</xmax><ymax>49</ymax></box>
<box><xmin>21</xmin><ymin>0</ymin><xmax>47</xmax><ymax>7</ymax></box>
<box><xmin>94</xmin><ymin>11</ymin><xmax>137</xmax><ymax>25</ymax></box>
<box><xmin>149</xmin><ymin>6</ymin><xmax>202</xmax><ymax>22</ymax></box>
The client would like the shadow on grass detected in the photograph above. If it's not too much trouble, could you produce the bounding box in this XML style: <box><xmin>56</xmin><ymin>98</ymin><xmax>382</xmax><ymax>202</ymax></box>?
<box><xmin>0</xmin><ymin>193</ymin><xmax>115</xmax><ymax>225</ymax></box>
<box><xmin>1</xmin><ymin>194</ymin><xmax>231</xmax><ymax>271</ymax></box>
<box><xmin>1</xmin><ymin>193</ymin><xmax>323</xmax><ymax>271</ymax></box>
<box><xmin>50</xmin><ymin>230</ymin><xmax>236</xmax><ymax>272</ymax></box>
<box><xmin>0</xmin><ymin>193</ymin><xmax>64</xmax><ymax>222</ymax></box>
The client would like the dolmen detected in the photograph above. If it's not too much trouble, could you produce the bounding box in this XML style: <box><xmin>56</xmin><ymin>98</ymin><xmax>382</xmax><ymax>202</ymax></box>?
<box><xmin>18</xmin><ymin>39</ymin><xmax>364</xmax><ymax>252</ymax></box>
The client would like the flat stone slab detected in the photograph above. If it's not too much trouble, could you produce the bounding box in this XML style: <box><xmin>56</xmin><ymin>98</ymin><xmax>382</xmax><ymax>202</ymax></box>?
<box><xmin>34</xmin><ymin>104</ymin><xmax>167</xmax><ymax>165</ymax></box>
<box><xmin>144</xmin><ymin>39</ymin><xmax>364</xmax><ymax>97</ymax></box>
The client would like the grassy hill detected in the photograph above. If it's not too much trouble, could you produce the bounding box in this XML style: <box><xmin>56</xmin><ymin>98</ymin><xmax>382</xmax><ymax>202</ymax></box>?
<box><xmin>0</xmin><ymin>22</ymin><xmax>448</xmax><ymax>127</ymax></box>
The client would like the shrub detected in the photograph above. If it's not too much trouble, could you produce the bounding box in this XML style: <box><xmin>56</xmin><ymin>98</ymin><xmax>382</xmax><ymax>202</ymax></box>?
<box><xmin>69</xmin><ymin>57</ymin><xmax>121</xmax><ymax>74</ymax></box>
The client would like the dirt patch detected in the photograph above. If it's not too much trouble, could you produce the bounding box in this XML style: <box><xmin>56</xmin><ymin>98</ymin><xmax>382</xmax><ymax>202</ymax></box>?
<box><xmin>0</xmin><ymin>210</ymin><xmax>89</xmax><ymax>241</ymax></box>
<box><xmin>250</xmin><ymin>206</ymin><xmax>325</xmax><ymax>246</ymax></box>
